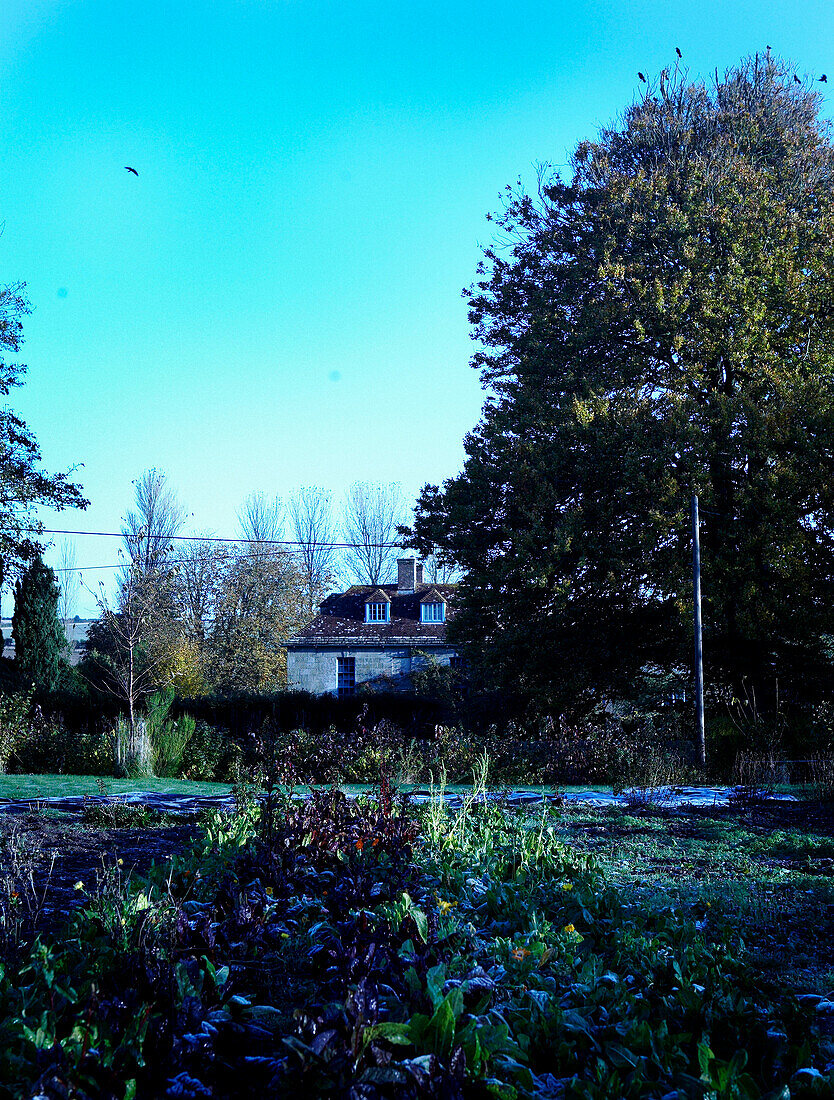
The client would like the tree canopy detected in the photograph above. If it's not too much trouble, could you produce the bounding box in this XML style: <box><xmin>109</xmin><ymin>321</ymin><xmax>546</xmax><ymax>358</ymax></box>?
<box><xmin>408</xmin><ymin>55</ymin><xmax>834</xmax><ymax>720</ymax></box>
<box><xmin>0</xmin><ymin>281</ymin><xmax>88</xmax><ymax>588</ymax></box>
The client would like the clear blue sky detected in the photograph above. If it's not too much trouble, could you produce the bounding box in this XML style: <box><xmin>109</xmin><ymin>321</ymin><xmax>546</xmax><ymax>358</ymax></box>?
<box><xmin>1</xmin><ymin>0</ymin><xmax>832</xmax><ymax>612</ymax></box>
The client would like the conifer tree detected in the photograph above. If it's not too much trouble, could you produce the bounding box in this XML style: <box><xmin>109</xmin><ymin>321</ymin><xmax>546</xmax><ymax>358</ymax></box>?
<box><xmin>12</xmin><ymin>555</ymin><xmax>68</xmax><ymax>692</ymax></box>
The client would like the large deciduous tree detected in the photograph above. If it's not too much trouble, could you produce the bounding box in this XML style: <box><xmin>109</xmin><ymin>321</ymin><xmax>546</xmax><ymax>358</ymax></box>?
<box><xmin>409</xmin><ymin>56</ymin><xmax>834</xmax><ymax>720</ymax></box>
<box><xmin>207</xmin><ymin>500</ymin><xmax>306</xmax><ymax>693</ymax></box>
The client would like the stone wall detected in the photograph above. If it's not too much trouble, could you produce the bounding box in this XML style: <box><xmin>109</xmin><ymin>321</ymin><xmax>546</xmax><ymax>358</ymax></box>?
<box><xmin>286</xmin><ymin>645</ymin><xmax>457</xmax><ymax>696</ymax></box>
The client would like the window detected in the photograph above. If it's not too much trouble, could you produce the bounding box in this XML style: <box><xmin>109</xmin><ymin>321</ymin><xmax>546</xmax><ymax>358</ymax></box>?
<box><xmin>421</xmin><ymin>601</ymin><xmax>445</xmax><ymax>623</ymax></box>
<box><xmin>365</xmin><ymin>602</ymin><xmax>389</xmax><ymax>623</ymax></box>
<box><xmin>450</xmin><ymin>655</ymin><xmax>466</xmax><ymax>672</ymax></box>
<box><xmin>337</xmin><ymin>657</ymin><xmax>355</xmax><ymax>698</ymax></box>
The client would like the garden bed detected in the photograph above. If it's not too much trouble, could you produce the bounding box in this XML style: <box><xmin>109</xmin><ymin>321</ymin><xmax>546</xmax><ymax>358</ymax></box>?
<box><xmin>0</xmin><ymin>785</ymin><xmax>832</xmax><ymax>1097</ymax></box>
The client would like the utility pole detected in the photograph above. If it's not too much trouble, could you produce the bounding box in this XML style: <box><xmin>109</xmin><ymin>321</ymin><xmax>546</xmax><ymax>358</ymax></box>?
<box><xmin>691</xmin><ymin>494</ymin><xmax>706</xmax><ymax>768</ymax></box>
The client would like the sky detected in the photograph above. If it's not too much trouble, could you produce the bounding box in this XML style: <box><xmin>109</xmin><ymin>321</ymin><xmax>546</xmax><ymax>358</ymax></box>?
<box><xmin>1</xmin><ymin>0</ymin><xmax>833</xmax><ymax>614</ymax></box>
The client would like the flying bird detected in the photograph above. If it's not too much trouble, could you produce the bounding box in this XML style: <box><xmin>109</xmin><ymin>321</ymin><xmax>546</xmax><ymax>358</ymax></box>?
<box><xmin>124</xmin><ymin>166</ymin><xmax>139</xmax><ymax>175</ymax></box>
<box><xmin>820</xmin><ymin>74</ymin><xmax>828</xmax><ymax>83</ymax></box>
<box><xmin>676</xmin><ymin>47</ymin><xmax>682</xmax><ymax>59</ymax></box>
<box><xmin>638</xmin><ymin>72</ymin><xmax>647</xmax><ymax>83</ymax></box>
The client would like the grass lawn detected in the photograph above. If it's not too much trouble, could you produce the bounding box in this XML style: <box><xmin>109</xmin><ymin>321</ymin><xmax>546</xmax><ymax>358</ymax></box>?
<box><xmin>0</xmin><ymin>774</ymin><xmax>235</xmax><ymax>800</ymax></box>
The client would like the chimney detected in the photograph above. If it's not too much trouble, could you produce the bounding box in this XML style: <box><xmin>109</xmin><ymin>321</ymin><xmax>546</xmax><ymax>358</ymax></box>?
<box><xmin>397</xmin><ymin>557</ymin><xmax>418</xmax><ymax>593</ymax></box>
<box><xmin>415</xmin><ymin>561</ymin><xmax>424</xmax><ymax>586</ymax></box>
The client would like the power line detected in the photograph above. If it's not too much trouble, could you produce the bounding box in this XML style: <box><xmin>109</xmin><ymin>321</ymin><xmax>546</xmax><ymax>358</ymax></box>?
<box><xmin>27</xmin><ymin>527</ymin><xmax>406</xmax><ymax>550</ymax></box>
<box><xmin>54</xmin><ymin>554</ymin><xmax>321</xmax><ymax>574</ymax></box>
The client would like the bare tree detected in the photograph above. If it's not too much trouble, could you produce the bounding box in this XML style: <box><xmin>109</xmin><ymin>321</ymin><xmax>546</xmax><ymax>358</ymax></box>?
<box><xmin>287</xmin><ymin>486</ymin><xmax>337</xmax><ymax>616</ymax></box>
<box><xmin>121</xmin><ymin>468</ymin><xmax>185</xmax><ymax>581</ymax></box>
<box><xmin>422</xmin><ymin>551</ymin><xmax>460</xmax><ymax>585</ymax></box>
<box><xmin>341</xmin><ymin>481</ymin><xmax>406</xmax><ymax>585</ymax></box>
<box><xmin>85</xmin><ymin>559</ymin><xmax>172</xmax><ymax>736</ymax></box>
<box><xmin>237</xmin><ymin>491</ymin><xmax>282</xmax><ymax>544</ymax></box>
<box><xmin>56</xmin><ymin>538</ymin><xmax>80</xmax><ymax>631</ymax></box>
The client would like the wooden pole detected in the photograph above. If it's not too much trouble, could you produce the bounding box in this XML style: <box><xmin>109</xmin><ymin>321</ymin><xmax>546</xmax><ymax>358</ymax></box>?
<box><xmin>692</xmin><ymin>494</ymin><xmax>706</xmax><ymax>768</ymax></box>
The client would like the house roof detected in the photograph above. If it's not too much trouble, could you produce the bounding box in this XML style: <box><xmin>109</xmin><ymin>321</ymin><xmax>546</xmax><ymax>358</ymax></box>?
<box><xmin>364</xmin><ymin>587</ymin><xmax>391</xmax><ymax>603</ymax></box>
<box><xmin>287</xmin><ymin>583</ymin><xmax>457</xmax><ymax>646</ymax></box>
<box><xmin>419</xmin><ymin>586</ymin><xmax>446</xmax><ymax>604</ymax></box>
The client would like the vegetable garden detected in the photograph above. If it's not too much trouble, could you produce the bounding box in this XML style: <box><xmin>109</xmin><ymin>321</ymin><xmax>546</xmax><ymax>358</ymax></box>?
<box><xmin>0</xmin><ymin>773</ymin><xmax>832</xmax><ymax>1098</ymax></box>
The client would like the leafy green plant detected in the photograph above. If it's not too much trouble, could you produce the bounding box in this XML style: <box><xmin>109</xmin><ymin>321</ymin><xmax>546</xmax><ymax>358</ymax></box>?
<box><xmin>0</xmin><ymin>691</ymin><xmax>32</xmax><ymax>773</ymax></box>
<box><xmin>180</xmin><ymin>719</ymin><xmax>228</xmax><ymax>780</ymax></box>
<box><xmin>0</xmin><ymin>770</ymin><xmax>830</xmax><ymax>1097</ymax></box>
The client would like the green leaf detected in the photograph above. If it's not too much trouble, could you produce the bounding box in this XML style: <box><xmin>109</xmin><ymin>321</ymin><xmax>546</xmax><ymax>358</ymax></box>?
<box><xmin>412</xmin><ymin>907</ymin><xmax>429</xmax><ymax>944</ymax></box>
<box><xmin>426</xmin><ymin>965</ymin><xmax>447</xmax><ymax>1009</ymax></box>
<box><xmin>698</xmin><ymin>1041</ymin><xmax>714</xmax><ymax>1080</ymax></box>
<box><xmin>362</xmin><ymin>1022</ymin><xmax>412</xmax><ymax>1048</ymax></box>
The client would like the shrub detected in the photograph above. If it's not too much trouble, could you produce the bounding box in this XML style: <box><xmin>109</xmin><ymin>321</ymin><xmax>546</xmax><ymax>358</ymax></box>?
<box><xmin>732</xmin><ymin>749</ymin><xmax>789</xmax><ymax>801</ymax></box>
<box><xmin>808</xmin><ymin>752</ymin><xmax>834</xmax><ymax>803</ymax></box>
<box><xmin>0</xmin><ymin>692</ymin><xmax>32</xmax><ymax>773</ymax></box>
<box><xmin>12</xmin><ymin>708</ymin><xmax>111</xmax><ymax>776</ymax></box>
<box><xmin>180</xmin><ymin>720</ymin><xmax>232</xmax><ymax>781</ymax></box>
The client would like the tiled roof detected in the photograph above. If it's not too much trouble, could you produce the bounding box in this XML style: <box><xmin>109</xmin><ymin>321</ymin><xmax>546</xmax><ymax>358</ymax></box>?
<box><xmin>419</xmin><ymin>586</ymin><xmax>446</xmax><ymax>604</ymax></box>
<box><xmin>364</xmin><ymin>587</ymin><xmax>391</xmax><ymax>603</ymax></box>
<box><xmin>287</xmin><ymin>583</ymin><xmax>457</xmax><ymax>645</ymax></box>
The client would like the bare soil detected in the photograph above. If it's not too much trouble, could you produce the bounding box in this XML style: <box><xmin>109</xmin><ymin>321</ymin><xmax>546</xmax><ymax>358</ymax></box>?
<box><xmin>0</xmin><ymin>810</ymin><xmax>200</xmax><ymax>933</ymax></box>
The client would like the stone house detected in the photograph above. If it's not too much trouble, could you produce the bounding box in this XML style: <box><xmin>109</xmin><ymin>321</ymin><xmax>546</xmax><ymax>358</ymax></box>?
<box><xmin>286</xmin><ymin>558</ymin><xmax>459</xmax><ymax>697</ymax></box>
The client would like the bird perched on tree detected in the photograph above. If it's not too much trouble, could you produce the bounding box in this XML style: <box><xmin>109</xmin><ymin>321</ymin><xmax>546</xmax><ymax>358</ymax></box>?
<box><xmin>820</xmin><ymin>74</ymin><xmax>828</xmax><ymax>83</ymax></box>
<box><xmin>794</xmin><ymin>75</ymin><xmax>802</xmax><ymax>84</ymax></box>
<box><xmin>124</xmin><ymin>166</ymin><xmax>139</xmax><ymax>175</ymax></box>
<box><xmin>638</xmin><ymin>72</ymin><xmax>647</xmax><ymax>83</ymax></box>
<box><xmin>676</xmin><ymin>47</ymin><xmax>682</xmax><ymax>59</ymax></box>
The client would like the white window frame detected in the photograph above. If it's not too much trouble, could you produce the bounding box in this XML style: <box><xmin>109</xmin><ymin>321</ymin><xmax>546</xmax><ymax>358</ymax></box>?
<box><xmin>421</xmin><ymin>601</ymin><xmax>445</xmax><ymax>623</ymax></box>
<box><xmin>365</xmin><ymin>601</ymin><xmax>390</xmax><ymax>623</ymax></box>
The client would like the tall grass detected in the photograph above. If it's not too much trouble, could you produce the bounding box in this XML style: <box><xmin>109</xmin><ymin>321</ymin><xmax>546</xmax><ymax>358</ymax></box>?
<box><xmin>112</xmin><ymin>717</ymin><xmax>153</xmax><ymax>778</ymax></box>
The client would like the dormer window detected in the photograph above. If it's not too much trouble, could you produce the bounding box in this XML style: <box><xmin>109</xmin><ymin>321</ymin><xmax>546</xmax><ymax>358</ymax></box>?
<box><xmin>421</xmin><ymin>601</ymin><xmax>445</xmax><ymax>623</ymax></box>
<box><xmin>364</xmin><ymin>588</ymin><xmax>391</xmax><ymax>623</ymax></box>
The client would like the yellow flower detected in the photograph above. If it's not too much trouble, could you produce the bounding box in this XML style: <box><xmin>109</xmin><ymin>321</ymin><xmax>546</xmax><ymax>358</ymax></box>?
<box><xmin>561</xmin><ymin>882</ymin><xmax>573</xmax><ymax>891</ymax></box>
<box><xmin>563</xmin><ymin>923</ymin><xmax>576</xmax><ymax>934</ymax></box>
<box><xmin>117</xmin><ymin>858</ymin><xmax>123</xmax><ymax>866</ymax></box>
<box><xmin>511</xmin><ymin>946</ymin><xmax>531</xmax><ymax>961</ymax></box>
<box><xmin>437</xmin><ymin>898</ymin><xmax>457</xmax><ymax>915</ymax></box>
<box><xmin>265</xmin><ymin>887</ymin><xmax>274</xmax><ymax>897</ymax></box>
<box><xmin>73</xmin><ymin>881</ymin><xmax>85</xmax><ymax>891</ymax></box>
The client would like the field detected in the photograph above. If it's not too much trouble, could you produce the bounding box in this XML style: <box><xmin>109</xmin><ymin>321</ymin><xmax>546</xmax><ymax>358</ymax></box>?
<box><xmin>0</xmin><ymin>781</ymin><xmax>832</xmax><ymax>1097</ymax></box>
